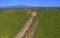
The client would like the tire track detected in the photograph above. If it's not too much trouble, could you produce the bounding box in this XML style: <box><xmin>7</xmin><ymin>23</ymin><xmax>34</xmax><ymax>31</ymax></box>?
<box><xmin>14</xmin><ymin>16</ymin><xmax>34</xmax><ymax>38</ymax></box>
<box><xmin>14</xmin><ymin>11</ymin><xmax>44</xmax><ymax>38</ymax></box>
<box><xmin>24</xmin><ymin>12</ymin><xmax>45</xmax><ymax>38</ymax></box>
<box><xmin>25</xmin><ymin>21</ymin><xmax>38</xmax><ymax>38</ymax></box>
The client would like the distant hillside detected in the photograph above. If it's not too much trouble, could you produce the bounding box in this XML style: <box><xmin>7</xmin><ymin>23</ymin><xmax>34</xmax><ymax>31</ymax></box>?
<box><xmin>0</xmin><ymin>5</ymin><xmax>60</xmax><ymax>8</ymax></box>
<box><xmin>0</xmin><ymin>5</ymin><xmax>32</xmax><ymax>8</ymax></box>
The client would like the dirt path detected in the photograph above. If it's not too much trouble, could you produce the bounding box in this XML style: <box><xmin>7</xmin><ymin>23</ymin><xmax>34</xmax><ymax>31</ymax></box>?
<box><xmin>25</xmin><ymin>21</ymin><xmax>38</xmax><ymax>38</ymax></box>
<box><xmin>14</xmin><ymin>16</ymin><xmax>34</xmax><ymax>38</ymax></box>
<box><xmin>24</xmin><ymin>12</ymin><xmax>44</xmax><ymax>38</ymax></box>
<box><xmin>14</xmin><ymin>11</ymin><xmax>44</xmax><ymax>38</ymax></box>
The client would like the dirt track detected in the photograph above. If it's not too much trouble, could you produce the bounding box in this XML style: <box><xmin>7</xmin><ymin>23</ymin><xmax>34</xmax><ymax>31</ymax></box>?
<box><xmin>14</xmin><ymin>12</ymin><xmax>44</xmax><ymax>38</ymax></box>
<box><xmin>14</xmin><ymin>16</ymin><xmax>34</xmax><ymax>38</ymax></box>
<box><xmin>24</xmin><ymin>12</ymin><xmax>44</xmax><ymax>38</ymax></box>
<box><xmin>25</xmin><ymin>21</ymin><xmax>38</xmax><ymax>38</ymax></box>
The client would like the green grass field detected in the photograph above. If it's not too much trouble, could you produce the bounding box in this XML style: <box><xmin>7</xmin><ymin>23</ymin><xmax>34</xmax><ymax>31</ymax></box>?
<box><xmin>0</xmin><ymin>8</ymin><xmax>30</xmax><ymax>38</ymax></box>
<box><xmin>34</xmin><ymin>8</ymin><xmax>60</xmax><ymax>38</ymax></box>
<box><xmin>0</xmin><ymin>8</ymin><xmax>60</xmax><ymax>38</ymax></box>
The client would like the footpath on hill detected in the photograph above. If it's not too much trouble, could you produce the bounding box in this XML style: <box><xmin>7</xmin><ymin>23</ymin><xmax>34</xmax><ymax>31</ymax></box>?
<box><xmin>14</xmin><ymin>16</ymin><xmax>33</xmax><ymax>38</ymax></box>
<box><xmin>14</xmin><ymin>11</ymin><xmax>44</xmax><ymax>38</ymax></box>
<box><xmin>24</xmin><ymin>12</ymin><xmax>44</xmax><ymax>38</ymax></box>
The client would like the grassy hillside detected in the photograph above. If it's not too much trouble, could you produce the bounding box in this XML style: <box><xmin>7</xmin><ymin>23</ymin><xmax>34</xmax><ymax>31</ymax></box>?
<box><xmin>0</xmin><ymin>8</ymin><xmax>60</xmax><ymax>38</ymax></box>
<box><xmin>0</xmin><ymin>8</ymin><xmax>30</xmax><ymax>38</ymax></box>
<box><xmin>34</xmin><ymin>8</ymin><xmax>60</xmax><ymax>38</ymax></box>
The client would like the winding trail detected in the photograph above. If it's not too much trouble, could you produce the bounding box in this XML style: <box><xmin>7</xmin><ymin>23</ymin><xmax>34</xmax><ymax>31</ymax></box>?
<box><xmin>14</xmin><ymin>16</ymin><xmax>34</xmax><ymax>38</ymax></box>
<box><xmin>14</xmin><ymin>11</ymin><xmax>45</xmax><ymax>38</ymax></box>
<box><xmin>24</xmin><ymin>12</ymin><xmax>45</xmax><ymax>38</ymax></box>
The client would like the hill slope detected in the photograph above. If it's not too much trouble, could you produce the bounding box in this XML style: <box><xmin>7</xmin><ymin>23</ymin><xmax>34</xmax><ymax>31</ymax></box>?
<box><xmin>34</xmin><ymin>8</ymin><xmax>60</xmax><ymax>38</ymax></box>
<box><xmin>0</xmin><ymin>8</ymin><xmax>60</xmax><ymax>38</ymax></box>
